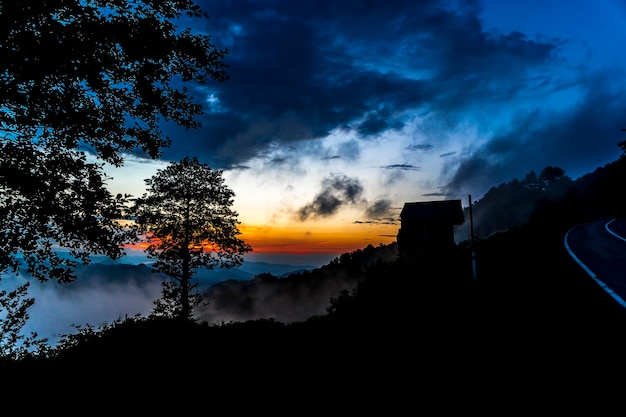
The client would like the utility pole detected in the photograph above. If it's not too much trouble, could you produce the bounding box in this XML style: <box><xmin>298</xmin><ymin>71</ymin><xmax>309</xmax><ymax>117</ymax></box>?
<box><xmin>469</xmin><ymin>194</ymin><xmax>476</xmax><ymax>280</ymax></box>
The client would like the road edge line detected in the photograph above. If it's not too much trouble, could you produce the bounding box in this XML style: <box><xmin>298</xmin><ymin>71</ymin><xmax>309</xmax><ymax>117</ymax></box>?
<box><xmin>564</xmin><ymin>226</ymin><xmax>626</xmax><ymax>308</ymax></box>
<box><xmin>605</xmin><ymin>218</ymin><xmax>626</xmax><ymax>242</ymax></box>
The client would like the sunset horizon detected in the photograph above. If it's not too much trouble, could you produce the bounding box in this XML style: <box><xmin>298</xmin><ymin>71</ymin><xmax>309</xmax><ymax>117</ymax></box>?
<box><xmin>122</xmin><ymin>219</ymin><xmax>400</xmax><ymax>267</ymax></box>
<box><xmin>101</xmin><ymin>0</ymin><xmax>626</xmax><ymax>269</ymax></box>
<box><xmin>5</xmin><ymin>0</ymin><xmax>626</xmax><ymax>370</ymax></box>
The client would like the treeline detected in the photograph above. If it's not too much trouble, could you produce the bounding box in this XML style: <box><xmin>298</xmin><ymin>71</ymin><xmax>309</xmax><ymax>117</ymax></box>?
<box><xmin>194</xmin><ymin>242</ymin><xmax>399</xmax><ymax>325</ymax></box>
<box><xmin>456</xmin><ymin>156</ymin><xmax>626</xmax><ymax>242</ymax></box>
<box><xmin>6</xmin><ymin>153</ymin><xmax>626</xmax><ymax>388</ymax></box>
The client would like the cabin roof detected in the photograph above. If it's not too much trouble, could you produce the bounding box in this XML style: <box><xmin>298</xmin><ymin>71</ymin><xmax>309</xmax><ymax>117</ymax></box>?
<box><xmin>399</xmin><ymin>199</ymin><xmax>464</xmax><ymax>225</ymax></box>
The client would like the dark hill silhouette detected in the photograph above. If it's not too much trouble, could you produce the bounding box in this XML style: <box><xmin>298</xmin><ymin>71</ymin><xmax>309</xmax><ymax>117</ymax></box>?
<box><xmin>5</xmin><ymin>154</ymin><xmax>626</xmax><ymax>401</ymax></box>
<box><xmin>455</xmin><ymin>157</ymin><xmax>626</xmax><ymax>242</ymax></box>
<box><xmin>194</xmin><ymin>242</ymin><xmax>399</xmax><ymax>324</ymax></box>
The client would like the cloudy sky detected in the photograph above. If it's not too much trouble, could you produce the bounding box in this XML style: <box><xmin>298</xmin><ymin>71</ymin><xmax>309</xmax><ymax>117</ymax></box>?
<box><xmin>106</xmin><ymin>0</ymin><xmax>626</xmax><ymax>265</ymax></box>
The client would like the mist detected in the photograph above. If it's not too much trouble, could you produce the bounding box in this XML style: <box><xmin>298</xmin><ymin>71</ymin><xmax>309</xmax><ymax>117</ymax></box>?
<box><xmin>194</xmin><ymin>272</ymin><xmax>358</xmax><ymax>325</ymax></box>
<box><xmin>2</xmin><ymin>257</ymin><xmax>321</xmax><ymax>347</ymax></box>
<box><xmin>3</xmin><ymin>265</ymin><xmax>163</xmax><ymax>346</ymax></box>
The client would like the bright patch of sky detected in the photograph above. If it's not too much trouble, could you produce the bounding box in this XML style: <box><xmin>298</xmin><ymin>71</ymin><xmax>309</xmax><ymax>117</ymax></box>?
<box><xmin>101</xmin><ymin>0</ymin><xmax>626</xmax><ymax>262</ymax></box>
<box><xmin>104</xmin><ymin>155</ymin><xmax>170</xmax><ymax>199</ymax></box>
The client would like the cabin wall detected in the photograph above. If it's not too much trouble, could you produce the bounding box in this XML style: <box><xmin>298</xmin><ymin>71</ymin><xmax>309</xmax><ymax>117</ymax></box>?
<box><xmin>397</xmin><ymin>219</ymin><xmax>456</xmax><ymax>254</ymax></box>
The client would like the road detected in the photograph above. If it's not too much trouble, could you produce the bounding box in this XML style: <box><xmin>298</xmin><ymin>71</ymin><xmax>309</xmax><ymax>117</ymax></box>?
<box><xmin>565</xmin><ymin>218</ymin><xmax>626</xmax><ymax>307</ymax></box>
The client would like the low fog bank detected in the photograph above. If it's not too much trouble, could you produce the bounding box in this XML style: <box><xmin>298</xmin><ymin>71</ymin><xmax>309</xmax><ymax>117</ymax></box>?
<box><xmin>195</xmin><ymin>243</ymin><xmax>401</xmax><ymax>325</ymax></box>
<box><xmin>194</xmin><ymin>273</ymin><xmax>358</xmax><ymax>325</ymax></box>
<box><xmin>2</xmin><ymin>260</ymin><xmax>319</xmax><ymax>346</ymax></box>
<box><xmin>3</xmin><ymin>264</ymin><xmax>164</xmax><ymax>345</ymax></box>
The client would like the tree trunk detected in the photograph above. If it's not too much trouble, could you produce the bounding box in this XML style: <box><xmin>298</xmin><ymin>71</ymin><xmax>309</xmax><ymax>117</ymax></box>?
<box><xmin>180</xmin><ymin>247</ymin><xmax>191</xmax><ymax>319</ymax></box>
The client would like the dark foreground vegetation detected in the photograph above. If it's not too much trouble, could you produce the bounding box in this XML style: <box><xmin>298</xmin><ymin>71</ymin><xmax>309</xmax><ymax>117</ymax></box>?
<box><xmin>5</xmin><ymin>158</ymin><xmax>626</xmax><ymax>403</ymax></box>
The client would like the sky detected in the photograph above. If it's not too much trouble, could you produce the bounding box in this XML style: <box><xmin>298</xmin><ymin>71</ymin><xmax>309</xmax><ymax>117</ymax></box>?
<box><xmin>4</xmin><ymin>0</ymin><xmax>626</xmax><ymax>344</ymax></box>
<box><xmin>105</xmin><ymin>0</ymin><xmax>626</xmax><ymax>266</ymax></box>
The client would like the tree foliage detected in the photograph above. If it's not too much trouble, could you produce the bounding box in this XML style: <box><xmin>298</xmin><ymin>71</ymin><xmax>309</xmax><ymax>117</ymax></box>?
<box><xmin>0</xmin><ymin>0</ymin><xmax>229</xmax><ymax>281</ymax></box>
<box><xmin>131</xmin><ymin>157</ymin><xmax>252</xmax><ymax>320</ymax></box>
<box><xmin>619</xmin><ymin>132</ymin><xmax>626</xmax><ymax>157</ymax></box>
<box><xmin>1</xmin><ymin>279</ymin><xmax>49</xmax><ymax>361</ymax></box>
<box><xmin>456</xmin><ymin>166</ymin><xmax>572</xmax><ymax>241</ymax></box>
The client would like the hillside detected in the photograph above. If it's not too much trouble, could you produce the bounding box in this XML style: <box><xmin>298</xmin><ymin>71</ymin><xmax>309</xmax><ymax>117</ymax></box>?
<box><xmin>5</xmin><ymin>156</ymin><xmax>626</xmax><ymax>400</ymax></box>
<box><xmin>455</xmin><ymin>157</ymin><xmax>626</xmax><ymax>242</ymax></box>
<box><xmin>6</xmin><ymin>218</ymin><xmax>626</xmax><ymax>401</ymax></box>
<box><xmin>191</xmin><ymin>157</ymin><xmax>626</xmax><ymax>329</ymax></box>
<box><xmin>193</xmin><ymin>242</ymin><xmax>399</xmax><ymax>325</ymax></box>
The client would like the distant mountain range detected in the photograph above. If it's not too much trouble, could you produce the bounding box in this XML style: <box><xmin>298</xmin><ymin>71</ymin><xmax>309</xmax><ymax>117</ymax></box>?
<box><xmin>1</xmin><ymin>259</ymin><xmax>320</xmax><ymax>344</ymax></box>
<box><xmin>194</xmin><ymin>243</ymin><xmax>400</xmax><ymax>325</ymax></box>
<box><xmin>45</xmin><ymin>259</ymin><xmax>321</xmax><ymax>292</ymax></box>
<box><xmin>21</xmin><ymin>249</ymin><xmax>320</xmax><ymax>291</ymax></box>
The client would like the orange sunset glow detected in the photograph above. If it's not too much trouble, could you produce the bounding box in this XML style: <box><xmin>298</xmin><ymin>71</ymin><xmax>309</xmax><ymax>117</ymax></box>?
<box><xmin>123</xmin><ymin>221</ymin><xmax>398</xmax><ymax>259</ymax></box>
<box><xmin>236</xmin><ymin>222</ymin><xmax>398</xmax><ymax>255</ymax></box>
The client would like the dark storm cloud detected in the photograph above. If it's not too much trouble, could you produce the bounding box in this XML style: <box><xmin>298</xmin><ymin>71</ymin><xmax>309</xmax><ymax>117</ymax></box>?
<box><xmin>297</xmin><ymin>173</ymin><xmax>365</xmax><ymax>220</ymax></box>
<box><xmin>407</xmin><ymin>144</ymin><xmax>434</xmax><ymax>151</ymax></box>
<box><xmin>365</xmin><ymin>199</ymin><xmax>393</xmax><ymax>219</ymax></box>
<box><xmin>269</xmin><ymin>157</ymin><xmax>288</xmax><ymax>166</ymax></box>
<box><xmin>296</xmin><ymin>175</ymin><xmax>395</xmax><ymax>221</ymax></box>
<box><xmin>442</xmin><ymin>80</ymin><xmax>626</xmax><ymax>198</ymax></box>
<box><xmin>356</xmin><ymin>107</ymin><xmax>406</xmax><ymax>137</ymax></box>
<box><xmin>159</xmin><ymin>0</ymin><xmax>571</xmax><ymax>171</ymax></box>
<box><xmin>383</xmin><ymin>164</ymin><xmax>421</xmax><ymax>171</ymax></box>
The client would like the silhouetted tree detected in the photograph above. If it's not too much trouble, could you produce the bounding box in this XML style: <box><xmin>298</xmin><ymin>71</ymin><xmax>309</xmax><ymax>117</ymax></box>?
<box><xmin>539</xmin><ymin>166</ymin><xmax>572</xmax><ymax>199</ymax></box>
<box><xmin>1</xmin><ymin>280</ymin><xmax>48</xmax><ymax>361</ymax></box>
<box><xmin>521</xmin><ymin>170</ymin><xmax>542</xmax><ymax>190</ymax></box>
<box><xmin>618</xmin><ymin>129</ymin><xmax>626</xmax><ymax>156</ymax></box>
<box><xmin>131</xmin><ymin>157</ymin><xmax>252</xmax><ymax>320</ymax></box>
<box><xmin>456</xmin><ymin>166</ymin><xmax>573</xmax><ymax>241</ymax></box>
<box><xmin>539</xmin><ymin>166</ymin><xmax>567</xmax><ymax>185</ymax></box>
<box><xmin>0</xmin><ymin>1</ymin><xmax>228</xmax><ymax>282</ymax></box>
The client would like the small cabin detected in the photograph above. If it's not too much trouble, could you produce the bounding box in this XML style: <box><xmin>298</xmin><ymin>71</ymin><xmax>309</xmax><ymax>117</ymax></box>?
<box><xmin>397</xmin><ymin>199</ymin><xmax>464</xmax><ymax>255</ymax></box>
